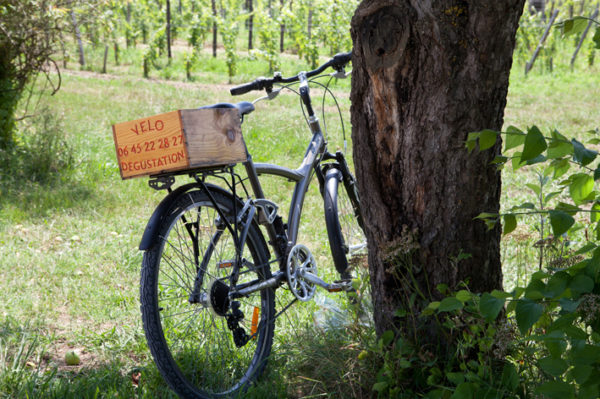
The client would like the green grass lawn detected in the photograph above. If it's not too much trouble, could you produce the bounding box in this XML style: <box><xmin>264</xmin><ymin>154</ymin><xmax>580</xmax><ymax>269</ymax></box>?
<box><xmin>0</xmin><ymin>46</ymin><xmax>599</xmax><ymax>397</ymax></box>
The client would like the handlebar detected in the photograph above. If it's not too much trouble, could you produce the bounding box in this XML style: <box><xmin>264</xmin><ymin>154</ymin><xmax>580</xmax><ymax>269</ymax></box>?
<box><xmin>230</xmin><ymin>51</ymin><xmax>352</xmax><ymax>96</ymax></box>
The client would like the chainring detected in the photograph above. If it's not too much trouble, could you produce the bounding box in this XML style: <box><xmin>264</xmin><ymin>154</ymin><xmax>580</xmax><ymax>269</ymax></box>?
<box><xmin>286</xmin><ymin>244</ymin><xmax>317</xmax><ymax>301</ymax></box>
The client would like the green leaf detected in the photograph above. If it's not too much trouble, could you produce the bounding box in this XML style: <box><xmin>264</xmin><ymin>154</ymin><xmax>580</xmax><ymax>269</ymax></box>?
<box><xmin>545</xmin><ymin>334</ymin><xmax>568</xmax><ymax>359</ymax></box>
<box><xmin>569</xmin><ymin>173</ymin><xmax>594</xmax><ymax>204</ymax></box>
<box><xmin>544</xmin><ymin>271</ymin><xmax>570</xmax><ymax>298</ymax></box>
<box><xmin>478</xmin><ymin>129</ymin><xmax>498</xmax><ymax>151</ymax></box>
<box><xmin>455</xmin><ymin>290</ymin><xmax>472</xmax><ymax>303</ymax></box>
<box><xmin>450</xmin><ymin>382</ymin><xmax>475</xmax><ymax>399</ymax></box>
<box><xmin>479</xmin><ymin>293</ymin><xmax>504</xmax><ymax>321</ymax></box>
<box><xmin>548</xmin><ymin>131</ymin><xmax>574</xmax><ymax>159</ymax></box>
<box><xmin>372</xmin><ymin>381</ymin><xmax>388</xmax><ymax>393</ymax></box>
<box><xmin>548</xmin><ymin>313</ymin><xmax>577</xmax><ymax>332</ymax></box>
<box><xmin>526</xmin><ymin>183</ymin><xmax>542</xmax><ymax>196</ymax></box>
<box><xmin>559</xmin><ymin>298</ymin><xmax>582</xmax><ymax>313</ymax></box>
<box><xmin>438</xmin><ymin>297</ymin><xmax>463</xmax><ymax>312</ymax></box>
<box><xmin>515</xmin><ymin>299</ymin><xmax>544</xmax><ymax>334</ymax></box>
<box><xmin>555</xmin><ymin>201</ymin><xmax>580</xmax><ymax>215</ymax></box>
<box><xmin>514</xmin><ymin>202</ymin><xmax>536</xmax><ymax>210</ymax></box>
<box><xmin>504</xmin><ymin>126</ymin><xmax>526</xmax><ymax>151</ymax></box>
<box><xmin>500</xmin><ymin>362</ymin><xmax>519</xmax><ymax>390</ymax></box>
<box><xmin>551</xmin><ymin>158</ymin><xmax>571</xmax><ymax>178</ymax></box>
<box><xmin>538</xmin><ymin>357</ymin><xmax>568</xmax><ymax>377</ymax></box>
<box><xmin>535</xmin><ymin>380</ymin><xmax>575</xmax><ymax>399</ymax></box>
<box><xmin>579</xmin><ymin>383</ymin><xmax>599</xmax><ymax>399</ymax></box>
<box><xmin>446</xmin><ymin>372</ymin><xmax>465</xmax><ymax>386</ymax></box>
<box><xmin>490</xmin><ymin>155</ymin><xmax>508</xmax><ymax>165</ymax></box>
<box><xmin>560</xmin><ymin>16</ymin><xmax>591</xmax><ymax>36</ymax></box>
<box><xmin>466</xmin><ymin>132</ymin><xmax>481</xmax><ymax>152</ymax></box>
<box><xmin>594</xmin><ymin>167</ymin><xmax>600</xmax><ymax>181</ymax></box>
<box><xmin>570</xmin><ymin>344</ymin><xmax>600</xmax><ymax>366</ymax></box>
<box><xmin>594</xmin><ymin>26</ymin><xmax>600</xmax><ymax>49</ymax></box>
<box><xmin>572</xmin><ymin>139</ymin><xmax>598</xmax><ymax>166</ymax></box>
<box><xmin>564</xmin><ymin>325</ymin><xmax>588</xmax><ymax>340</ymax></box>
<box><xmin>549</xmin><ymin>210</ymin><xmax>575</xmax><ymax>237</ymax></box>
<box><xmin>521</xmin><ymin>126</ymin><xmax>547</xmax><ymax>162</ymax></box>
<box><xmin>525</xmin><ymin>278</ymin><xmax>546</xmax><ymax>300</ymax></box>
<box><xmin>569</xmin><ymin>274</ymin><xmax>594</xmax><ymax>296</ymax></box>
<box><xmin>380</xmin><ymin>330</ymin><xmax>394</xmax><ymax>346</ymax></box>
<box><xmin>491</xmin><ymin>289</ymin><xmax>511</xmax><ymax>299</ymax></box>
<box><xmin>503</xmin><ymin>214</ymin><xmax>517</xmax><ymax>235</ymax></box>
<box><xmin>574</xmin><ymin>242</ymin><xmax>597</xmax><ymax>255</ymax></box>
<box><xmin>592</xmin><ymin>203</ymin><xmax>600</xmax><ymax>223</ymax></box>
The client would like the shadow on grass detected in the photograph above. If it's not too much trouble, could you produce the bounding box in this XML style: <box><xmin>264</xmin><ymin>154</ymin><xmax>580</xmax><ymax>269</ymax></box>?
<box><xmin>0</xmin><ymin>318</ymin><xmax>178</xmax><ymax>399</ymax></box>
<box><xmin>247</xmin><ymin>320</ymin><xmax>377</xmax><ymax>399</ymax></box>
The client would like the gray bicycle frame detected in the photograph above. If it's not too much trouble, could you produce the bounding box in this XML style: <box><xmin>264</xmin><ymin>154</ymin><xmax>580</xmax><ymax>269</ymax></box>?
<box><xmin>243</xmin><ymin>112</ymin><xmax>325</xmax><ymax>264</ymax></box>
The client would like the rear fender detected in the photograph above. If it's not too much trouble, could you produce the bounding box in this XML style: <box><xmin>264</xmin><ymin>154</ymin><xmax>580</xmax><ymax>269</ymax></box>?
<box><xmin>139</xmin><ymin>183</ymin><xmax>267</xmax><ymax>252</ymax></box>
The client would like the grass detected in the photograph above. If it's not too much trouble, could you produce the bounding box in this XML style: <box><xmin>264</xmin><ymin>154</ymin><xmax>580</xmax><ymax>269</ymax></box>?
<box><xmin>0</xmin><ymin>40</ymin><xmax>599</xmax><ymax>397</ymax></box>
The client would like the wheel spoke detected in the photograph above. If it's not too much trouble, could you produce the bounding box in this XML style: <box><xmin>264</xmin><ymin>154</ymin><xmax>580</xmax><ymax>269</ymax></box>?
<box><xmin>141</xmin><ymin>190</ymin><xmax>274</xmax><ymax>397</ymax></box>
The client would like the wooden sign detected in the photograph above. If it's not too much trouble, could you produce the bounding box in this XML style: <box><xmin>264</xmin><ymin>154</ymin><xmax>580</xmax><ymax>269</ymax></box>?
<box><xmin>112</xmin><ymin>108</ymin><xmax>248</xmax><ymax>179</ymax></box>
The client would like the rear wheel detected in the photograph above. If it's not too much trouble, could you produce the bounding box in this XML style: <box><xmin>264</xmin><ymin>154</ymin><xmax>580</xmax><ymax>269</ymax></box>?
<box><xmin>324</xmin><ymin>167</ymin><xmax>366</xmax><ymax>279</ymax></box>
<box><xmin>140</xmin><ymin>188</ymin><xmax>274</xmax><ymax>398</ymax></box>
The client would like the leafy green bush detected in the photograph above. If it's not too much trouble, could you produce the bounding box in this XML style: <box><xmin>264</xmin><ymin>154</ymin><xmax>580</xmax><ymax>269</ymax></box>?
<box><xmin>360</xmin><ymin>124</ymin><xmax>600</xmax><ymax>398</ymax></box>
<box><xmin>0</xmin><ymin>107</ymin><xmax>74</xmax><ymax>185</ymax></box>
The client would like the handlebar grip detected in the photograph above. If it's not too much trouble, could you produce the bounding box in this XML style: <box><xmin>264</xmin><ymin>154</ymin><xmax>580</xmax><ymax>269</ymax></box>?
<box><xmin>230</xmin><ymin>81</ymin><xmax>259</xmax><ymax>96</ymax></box>
<box><xmin>332</xmin><ymin>51</ymin><xmax>352</xmax><ymax>68</ymax></box>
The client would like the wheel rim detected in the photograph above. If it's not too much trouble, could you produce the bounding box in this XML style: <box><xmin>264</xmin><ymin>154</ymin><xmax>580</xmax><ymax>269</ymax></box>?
<box><xmin>153</xmin><ymin>197</ymin><xmax>271</xmax><ymax>396</ymax></box>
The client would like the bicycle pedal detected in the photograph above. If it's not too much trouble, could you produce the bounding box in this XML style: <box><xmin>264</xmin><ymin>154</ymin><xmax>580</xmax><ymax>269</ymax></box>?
<box><xmin>326</xmin><ymin>279</ymin><xmax>353</xmax><ymax>293</ymax></box>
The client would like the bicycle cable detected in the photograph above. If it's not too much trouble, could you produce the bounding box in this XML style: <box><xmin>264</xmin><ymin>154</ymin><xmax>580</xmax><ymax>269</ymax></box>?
<box><xmin>266</xmin><ymin>74</ymin><xmax>348</xmax><ymax>155</ymax></box>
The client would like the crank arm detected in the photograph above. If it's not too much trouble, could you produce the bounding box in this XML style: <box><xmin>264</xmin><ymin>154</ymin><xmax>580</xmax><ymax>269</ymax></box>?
<box><xmin>300</xmin><ymin>271</ymin><xmax>353</xmax><ymax>293</ymax></box>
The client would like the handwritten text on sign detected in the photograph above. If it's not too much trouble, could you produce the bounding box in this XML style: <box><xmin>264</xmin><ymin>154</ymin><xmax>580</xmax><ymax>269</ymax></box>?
<box><xmin>112</xmin><ymin>110</ymin><xmax>189</xmax><ymax>178</ymax></box>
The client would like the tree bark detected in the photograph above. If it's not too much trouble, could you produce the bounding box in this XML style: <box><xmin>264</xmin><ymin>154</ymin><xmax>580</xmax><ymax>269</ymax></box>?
<box><xmin>212</xmin><ymin>0</ymin><xmax>218</xmax><ymax>57</ymax></box>
<box><xmin>166</xmin><ymin>0</ymin><xmax>172</xmax><ymax>59</ymax></box>
<box><xmin>102</xmin><ymin>44</ymin><xmax>108</xmax><ymax>73</ymax></box>
<box><xmin>350</xmin><ymin>0</ymin><xmax>525</xmax><ymax>336</ymax></box>
<box><xmin>279</xmin><ymin>0</ymin><xmax>285</xmax><ymax>52</ymax></box>
<box><xmin>69</xmin><ymin>5</ymin><xmax>85</xmax><ymax>67</ymax></box>
<box><xmin>247</xmin><ymin>0</ymin><xmax>253</xmax><ymax>50</ymax></box>
<box><xmin>126</xmin><ymin>2</ymin><xmax>132</xmax><ymax>48</ymax></box>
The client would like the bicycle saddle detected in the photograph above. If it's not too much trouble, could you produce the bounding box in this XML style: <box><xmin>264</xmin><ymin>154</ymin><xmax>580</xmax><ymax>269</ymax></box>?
<box><xmin>198</xmin><ymin>101</ymin><xmax>255</xmax><ymax>117</ymax></box>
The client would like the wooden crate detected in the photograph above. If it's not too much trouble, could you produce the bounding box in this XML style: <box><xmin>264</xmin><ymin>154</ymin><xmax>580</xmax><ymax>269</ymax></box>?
<box><xmin>112</xmin><ymin>108</ymin><xmax>248</xmax><ymax>179</ymax></box>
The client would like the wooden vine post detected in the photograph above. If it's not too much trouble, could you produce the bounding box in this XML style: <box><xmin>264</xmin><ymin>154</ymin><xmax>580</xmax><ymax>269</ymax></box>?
<box><xmin>525</xmin><ymin>8</ymin><xmax>560</xmax><ymax>74</ymax></box>
<box><xmin>570</xmin><ymin>8</ymin><xmax>600</xmax><ymax>68</ymax></box>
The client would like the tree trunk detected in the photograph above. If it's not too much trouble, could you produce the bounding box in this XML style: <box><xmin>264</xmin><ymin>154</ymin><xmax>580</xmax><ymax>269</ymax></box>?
<box><xmin>126</xmin><ymin>2</ymin><xmax>132</xmax><ymax>48</ymax></box>
<box><xmin>212</xmin><ymin>0</ymin><xmax>218</xmax><ymax>57</ymax></box>
<box><xmin>166</xmin><ymin>0</ymin><xmax>172</xmax><ymax>59</ymax></box>
<box><xmin>248</xmin><ymin>0</ymin><xmax>253</xmax><ymax>50</ymax></box>
<box><xmin>114</xmin><ymin>41</ymin><xmax>120</xmax><ymax>65</ymax></box>
<box><xmin>307</xmin><ymin>8</ymin><xmax>313</xmax><ymax>39</ymax></box>
<box><xmin>350</xmin><ymin>0</ymin><xmax>525</xmax><ymax>337</ymax></box>
<box><xmin>279</xmin><ymin>0</ymin><xmax>285</xmax><ymax>52</ymax></box>
<box><xmin>102</xmin><ymin>44</ymin><xmax>108</xmax><ymax>73</ymax></box>
<box><xmin>69</xmin><ymin>6</ymin><xmax>85</xmax><ymax>67</ymax></box>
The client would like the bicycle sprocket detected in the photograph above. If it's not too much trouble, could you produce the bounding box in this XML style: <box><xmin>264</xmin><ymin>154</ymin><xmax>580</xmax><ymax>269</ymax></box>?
<box><xmin>286</xmin><ymin>244</ymin><xmax>317</xmax><ymax>301</ymax></box>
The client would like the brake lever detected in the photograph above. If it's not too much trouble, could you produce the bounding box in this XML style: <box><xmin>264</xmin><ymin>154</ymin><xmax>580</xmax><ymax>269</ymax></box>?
<box><xmin>252</xmin><ymin>88</ymin><xmax>282</xmax><ymax>104</ymax></box>
<box><xmin>329</xmin><ymin>69</ymin><xmax>352</xmax><ymax>79</ymax></box>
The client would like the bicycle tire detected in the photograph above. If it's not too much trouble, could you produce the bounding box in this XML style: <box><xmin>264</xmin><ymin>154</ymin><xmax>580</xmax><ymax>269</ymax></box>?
<box><xmin>140</xmin><ymin>189</ymin><xmax>275</xmax><ymax>398</ymax></box>
<box><xmin>324</xmin><ymin>167</ymin><xmax>366</xmax><ymax>279</ymax></box>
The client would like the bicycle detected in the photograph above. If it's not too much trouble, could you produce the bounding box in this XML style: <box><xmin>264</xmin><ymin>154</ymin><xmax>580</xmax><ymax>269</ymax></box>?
<box><xmin>138</xmin><ymin>51</ymin><xmax>366</xmax><ymax>398</ymax></box>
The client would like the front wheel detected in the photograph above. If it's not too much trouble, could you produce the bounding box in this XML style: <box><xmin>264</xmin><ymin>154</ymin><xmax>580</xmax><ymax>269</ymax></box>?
<box><xmin>324</xmin><ymin>167</ymin><xmax>366</xmax><ymax>279</ymax></box>
<box><xmin>140</xmin><ymin>188</ymin><xmax>275</xmax><ymax>398</ymax></box>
